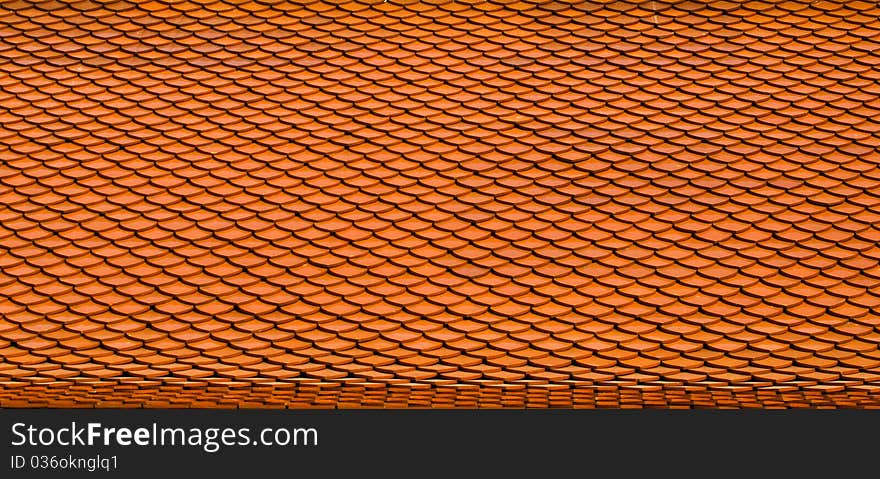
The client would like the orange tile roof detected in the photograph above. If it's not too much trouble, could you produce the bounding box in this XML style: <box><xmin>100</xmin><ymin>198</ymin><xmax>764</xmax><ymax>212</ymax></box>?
<box><xmin>2</xmin><ymin>0</ymin><xmax>880</xmax><ymax>408</ymax></box>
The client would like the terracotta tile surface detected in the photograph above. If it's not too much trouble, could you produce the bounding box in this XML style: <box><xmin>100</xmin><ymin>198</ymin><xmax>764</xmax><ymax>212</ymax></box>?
<box><xmin>3</xmin><ymin>0</ymin><xmax>880</xmax><ymax>408</ymax></box>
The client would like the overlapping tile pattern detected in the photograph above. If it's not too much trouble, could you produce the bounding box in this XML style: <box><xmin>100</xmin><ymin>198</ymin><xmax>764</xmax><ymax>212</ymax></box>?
<box><xmin>2</xmin><ymin>0</ymin><xmax>880</xmax><ymax>408</ymax></box>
